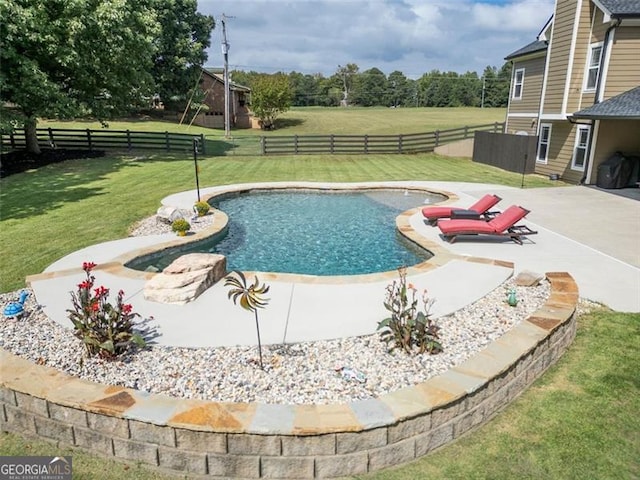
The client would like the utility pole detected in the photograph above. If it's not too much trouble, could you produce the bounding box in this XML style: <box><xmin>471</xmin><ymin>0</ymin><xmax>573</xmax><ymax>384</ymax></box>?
<box><xmin>221</xmin><ymin>14</ymin><xmax>232</xmax><ymax>138</ymax></box>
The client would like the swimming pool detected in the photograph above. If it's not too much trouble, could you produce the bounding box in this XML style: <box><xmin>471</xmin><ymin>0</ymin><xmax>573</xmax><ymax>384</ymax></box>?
<box><xmin>127</xmin><ymin>188</ymin><xmax>445</xmax><ymax>276</ymax></box>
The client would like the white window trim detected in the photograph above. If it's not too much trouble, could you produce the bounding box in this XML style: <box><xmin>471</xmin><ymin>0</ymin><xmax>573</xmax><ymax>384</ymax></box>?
<box><xmin>583</xmin><ymin>42</ymin><xmax>603</xmax><ymax>92</ymax></box>
<box><xmin>512</xmin><ymin>68</ymin><xmax>525</xmax><ymax>100</ymax></box>
<box><xmin>537</xmin><ymin>123</ymin><xmax>552</xmax><ymax>164</ymax></box>
<box><xmin>571</xmin><ymin>125</ymin><xmax>591</xmax><ymax>171</ymax></box>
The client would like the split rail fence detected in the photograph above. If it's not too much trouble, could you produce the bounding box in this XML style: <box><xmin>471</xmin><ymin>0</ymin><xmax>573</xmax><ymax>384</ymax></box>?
<box><xmin>1</xmin><ymin>128</ymin><xmax>206</xmax><ymax>154</ymax></box>
<box><xmin>260</xmin><ymin>122</ymin><xmax>505</xmax><ymax>155</ymax></box>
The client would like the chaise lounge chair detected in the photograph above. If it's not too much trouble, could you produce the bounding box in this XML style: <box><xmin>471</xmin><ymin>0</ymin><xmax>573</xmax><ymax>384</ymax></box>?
<box><xmin>437</xmin><ymin>205</ymin><xmax>538</xmax><ymax>245</ymax></box>
<box><xmin>422</xmin><ymin>194</ymin><xmax>501</xmax><ymax>225</ymax></box>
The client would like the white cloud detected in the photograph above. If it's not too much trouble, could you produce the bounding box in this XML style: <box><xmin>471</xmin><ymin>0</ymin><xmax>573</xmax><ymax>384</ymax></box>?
<box><xmin>198</xmin><ymin>0</ymin><xmax>555</xmax><ymax>77</ymax></box>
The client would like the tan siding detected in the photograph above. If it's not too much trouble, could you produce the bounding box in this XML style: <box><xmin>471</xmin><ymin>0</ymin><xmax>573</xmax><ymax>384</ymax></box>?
<box><xmin>590</xmin><ymin>120</ymin><xmax>640</xmax><ymax>183</ymax></box>
<box><xmin>543</xmin><ymin>0</ymin><xmax>578</xmax><ymax>113</ymax></box>
<box><xmin>603</xmin><ymin>27</ymin><xmax>640</xmax><ymax>99</ymax></box>
<box><xmin>568</xmin><ymin>0</ymin><xmax>598</xmax><ymax>112</ymax></box>
<box><xmin>506</xmin><ymin>117</ymin><xmax>538</xmax><ymax>135</ymax></box>
<box><xmin>534</xmin><ymin>121</ymin><xmax>584</xmax><ymax>184</ymax></box>
<box><xmin>509</xmin><ymin>57</ymin><xmax>545</xmax><ymax>113</ymax></box>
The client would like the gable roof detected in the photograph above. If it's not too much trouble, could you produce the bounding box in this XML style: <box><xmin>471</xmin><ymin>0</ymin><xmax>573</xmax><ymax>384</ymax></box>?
<box><xmin>202</xmin><ymin>68</ymin><xmax>251</xmax><ymax>93</ymax></box>
<box><xmin>595</xmin><ymin>0</ymin><xmax>640</xmax><ymax>17</ymax></box>
<box><xmin>571</xmin><ymin>86</ymin><xmax>640</xmax><ymax>119</ymax></box>
<box><xmin>504</xmin><ymin>40</ymin><xmax>548</xmax><ymax>61</ymax></box>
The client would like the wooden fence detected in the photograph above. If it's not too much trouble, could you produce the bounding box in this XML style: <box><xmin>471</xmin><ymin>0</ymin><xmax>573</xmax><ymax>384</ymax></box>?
<box><xmin>1</xmin><ymin>128</ymin><xmax>206</xmax><ymax>154</ymax></box>
<box><xmin>472</xmin><ymin>131</ymin><xmax>538</xmax><ymax>174</ymax></box>
<box><xmin>260</xmin><ymin>122</ymin><xmax>505</xmax><ymax>155</ymax></box>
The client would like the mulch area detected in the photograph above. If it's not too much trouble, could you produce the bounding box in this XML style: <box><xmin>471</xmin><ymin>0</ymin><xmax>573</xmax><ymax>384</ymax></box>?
<box><xmin>0</xmin><ymin>149</ymin><xmax>105</xmax><ymax>178</ymax></box>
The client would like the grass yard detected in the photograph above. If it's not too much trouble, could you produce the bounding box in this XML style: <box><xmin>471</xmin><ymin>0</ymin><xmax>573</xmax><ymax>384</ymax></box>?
<box><xmin>1</xmin><ymin>308</ymin><xmax>638</xmax><ymax>479</ymax></box>
<box><xmin>41</xmin><ymin>106</ymin><xmax>506</xmax><ymax>138</ymax></box>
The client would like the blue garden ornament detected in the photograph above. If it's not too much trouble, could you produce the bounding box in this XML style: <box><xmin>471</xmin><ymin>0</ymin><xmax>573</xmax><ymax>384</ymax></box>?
<box><xmin>3</xmin><ymin>290</ymin><xmax>29</xmax><ymax>319</ymax></box>
<box><xmin>507</xmin><ymin>288</ymin><xmax>518</xmax><ymax>307</ymax></box>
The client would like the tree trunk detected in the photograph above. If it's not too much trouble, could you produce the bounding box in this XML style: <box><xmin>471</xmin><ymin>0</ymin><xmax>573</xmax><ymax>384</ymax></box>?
<box><xmin>25</xmin><ymin>116</ymin><xmax>41</xmax><ymax>154</ymax></box>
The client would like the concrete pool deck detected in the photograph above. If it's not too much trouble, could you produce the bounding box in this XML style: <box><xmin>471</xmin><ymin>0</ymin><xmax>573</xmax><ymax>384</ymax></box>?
<box><xmin>26</xmin><ymin>181</ymin><xmax>640</xmax><ymax>349</ymax></box>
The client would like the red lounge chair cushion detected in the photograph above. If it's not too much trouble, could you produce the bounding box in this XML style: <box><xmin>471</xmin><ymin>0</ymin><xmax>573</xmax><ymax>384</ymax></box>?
<box><xmin>422</xmin><ymin>194</ymin><xmax>500</xmax><ymax>220</ymax></box>
<box><xmin>438</xmin><ymin>205</ymin><xmax>530</xmax><ymax>235</ymax></box>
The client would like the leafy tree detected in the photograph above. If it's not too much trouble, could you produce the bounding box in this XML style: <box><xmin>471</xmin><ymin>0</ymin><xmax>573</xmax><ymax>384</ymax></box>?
<box><xmin>151</xmin><ymin>0</ymin><xmax>214</xmax><ymax>110</ymax></box>
<box><xmin>352</xmin><ymin>67</ymin><xmax>387</xmax><ymax>107</ymax></box>
<box><xmin>387</xmin><ymin>71</ymin><xmax>411</xmax><ymax>107</ymax></box>
<box><xmin>1</xmin><ymin>0</ymin><xmax>160</xmax><ymax>153</ymax></box>
<box><xmin>249</xmin><ymin>73</ymin><xmax>293</xmax><ymax>129</ymax></box>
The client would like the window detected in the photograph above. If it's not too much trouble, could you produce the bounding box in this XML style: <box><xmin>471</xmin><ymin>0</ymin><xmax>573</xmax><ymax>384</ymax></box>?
<box><xmin>571</xmin><ymin>125</ymin><xmax>590</xmax><ymax>171</ymax></box>
<box><xmin>537</xmin><ymin>124</ymin><xmax>552</xmax><ymax>163</ymax></box>
<box><xmin>513</xmin><ymin>68</ymin><xmax>525</xmax><ymax>99</ymax></box>
<box><xmin>584</xmin><ymin>43</ymin><xmax>603</xmax><ymax>91</ymax></box>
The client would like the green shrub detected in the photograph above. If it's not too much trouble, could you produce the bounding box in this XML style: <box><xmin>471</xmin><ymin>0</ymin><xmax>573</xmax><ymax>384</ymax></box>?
<box><xmin>378</xmin><ymin>266</ymin><xmax>442</xmax><ymax>355</ymax></box>
<box><xmin>194</xmin><ymin>201</ymin><xmax>210</xmax><ymax>216</ymax></box>
<box><xmin>67</xmin><ymin>262</ymin><xmax>146</xmax><ymax>358</ymax></box>
<box><xmin>171</xmin><ymin>218</ymin><xmax>190</xmax><ymax>234</ymax></box>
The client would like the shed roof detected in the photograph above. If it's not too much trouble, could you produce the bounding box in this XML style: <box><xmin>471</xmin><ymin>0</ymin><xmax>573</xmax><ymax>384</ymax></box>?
<box><xmin>202</xmin><ymin>68</ymin><xmax>251</xmax><ymax>93</ymax></box>
<box><xmin>571</xmin><ymin>86</ymin><xmax>640</xmax><ymax>120</ymax></box>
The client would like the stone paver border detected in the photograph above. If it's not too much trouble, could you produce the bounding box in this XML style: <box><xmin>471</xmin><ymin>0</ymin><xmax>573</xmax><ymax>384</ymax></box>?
<box><xmin>1</xmin><ymin>272</ymin><xmax>578</xmax><ymax>479</ymax></box>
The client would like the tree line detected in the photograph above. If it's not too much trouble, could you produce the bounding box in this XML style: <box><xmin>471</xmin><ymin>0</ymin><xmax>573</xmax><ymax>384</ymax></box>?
<box><xmin>231</xmin><ymin>63</ymin><xmax>512</xmax><ymax>110</ymax></box>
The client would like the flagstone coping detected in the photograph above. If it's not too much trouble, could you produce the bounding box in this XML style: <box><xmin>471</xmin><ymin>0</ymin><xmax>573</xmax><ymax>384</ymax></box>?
<box><xmin>1</xmin><ymin>272</ymin><xmax>578</xmax><ymax>479</ymax></box>
<box><xmin>26</xmin><ymin>185</ymin><xmax>463</xmax><ymax>286</ymax></box>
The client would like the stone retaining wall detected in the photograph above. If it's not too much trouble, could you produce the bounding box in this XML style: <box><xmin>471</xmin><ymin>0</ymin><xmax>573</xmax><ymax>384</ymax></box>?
<box><xmin>0</xmin><ymin>272</ymin><xmax>578</xmax><ymax>479</ymax></box>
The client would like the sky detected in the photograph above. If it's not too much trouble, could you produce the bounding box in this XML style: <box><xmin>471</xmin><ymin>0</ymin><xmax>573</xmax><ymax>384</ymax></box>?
<box><xmin>197</xmin><ymin>0</ymin><xmax>555</xmax><ymax>79</ymax></box>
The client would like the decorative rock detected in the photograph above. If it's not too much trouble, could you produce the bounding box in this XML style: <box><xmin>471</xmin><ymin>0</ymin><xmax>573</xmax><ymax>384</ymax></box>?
<box><xmin>515</xmin><ymin>270</ymin><xmax>545</xmax><ymax>287</ymax></box>
<box><xmin>156</xmin><ymin>206</ymin><xmax>183</xmax><ymax>225</ymax></box>
<box><xmin>144</xmin><ymin>254</ymin><xmax>227</xmax><ymax>305</ymax></box>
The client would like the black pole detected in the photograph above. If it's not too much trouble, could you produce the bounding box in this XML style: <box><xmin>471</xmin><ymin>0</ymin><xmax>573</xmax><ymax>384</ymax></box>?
<box><xmin>193</xmin><ymin>139</ymin><xmax>201</xmax><ymax>201</ymax></box>
<box><xmin>521</xmin><ymin>153</ymin><xmax>528</xmax><ymax>189</ymax></box>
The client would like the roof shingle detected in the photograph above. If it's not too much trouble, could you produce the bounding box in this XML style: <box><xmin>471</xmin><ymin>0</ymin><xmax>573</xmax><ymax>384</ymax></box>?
<box><xmin>504</xmin><ymin>40</ymin><xmax>548</xmax><ymax>60</ymax></box>
<box><xmin>597</xmin><ymin>0</ymin><xmax>640</xmax><ymax>16</ymax></box>
<box><xmin>572</xmin><ymin>86</ymin><xmax>640</xmax><ymax>119</ymax></box>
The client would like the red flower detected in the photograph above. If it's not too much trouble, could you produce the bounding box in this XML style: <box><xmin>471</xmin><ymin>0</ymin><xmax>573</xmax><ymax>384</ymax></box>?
<box><xmin>94</xmin><ymin>286</ymin><xmax>109</xmax><ymax>297</ymax></box>
<box><xmin>91</xmin><ymin>301</ymin><xmax>100</xmax><ymax>312</ymax></box>
<box><xmin>82</xmin><ymin>262</ymin><xmax>97</xmax><ymax>272</ymax></box>
<box><xmin>78</xmin><ymin>280</ymin><xmax>92</xmax><ymax>290</ymax></box>
<box><xmin>122</xmin><ymin>304</ymin><xmax>133</xmax><ymax>315</ymax></box>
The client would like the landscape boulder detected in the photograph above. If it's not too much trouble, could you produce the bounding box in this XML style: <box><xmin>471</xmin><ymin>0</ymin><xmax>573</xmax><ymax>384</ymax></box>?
<box><xmin>156</xmin><ymin>206</ymin><xmax>183</xmax><ymax>225</ymax></box>
<box><xmin>143</xmin><ymin>253</ymin><xmax>227</xmax><ymax>305</ymax></box>
<box><xmin>514</xmin><ymin>270</ymin><xmax>546</xmax><ymax>287</ymax></box>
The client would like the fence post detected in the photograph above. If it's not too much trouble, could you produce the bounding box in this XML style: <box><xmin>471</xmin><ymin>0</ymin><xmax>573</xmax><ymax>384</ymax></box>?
<box><xmin>294</xmin><ymin>134</ymin><xmax>298</xmax><ymax>154</ymax></box>
<box><xmin>364</xmin><ymin>134</ymin><xmax>369</xmax><ymax>154</ymax></box>
<box><xmin>435</xmin><ymin>130</ymin><xmax>440</xmax><ymax>148</ymax></box>
<box><xmin>398</xmin><ymin>134</ymin><xmax>403</xmax><ymax>153</ymax></box>
<box><xmin>464</xmin><ymin>126</ymin><xmax>469</xmax><ymax>139</ymax></box>
<box><xmin>260</xmin><ymin>136</ymin><xmax>266</xmax><ymax>155</ymax></box>
<box><xmin>330</xmin><ymin>134</ymin><xmax>334</xmax><ymax>154</ymax></box>
<box><xmin>165</xmin><ymin>131</ymin><xmax>170</xmax><ymax>151</ymax></box>
<box><xmin>86</xmin><ymin>129</ymin><xmax>92</xmax><ymax>151</ymax></box>
<box><xmin>48</xmin><ymin>128</ymin><xmax>55</xmax><ymax>148</ymax></box>
<box><xmin>10</xmin><ymin>131</ymin><xmax>16</xmax><ymax>149</ymax></box>
<box><xmin>127</xmin><ymin>130</ymin><xmax>132</xmax><ymax>150</ymax></box>
<box><xmin>200</xmin><ymin>134</ymin><xmax>206</xmax><ymax>155</ymax></box>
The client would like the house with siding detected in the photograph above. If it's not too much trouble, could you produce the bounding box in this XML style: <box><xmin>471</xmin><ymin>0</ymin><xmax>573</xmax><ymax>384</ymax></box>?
<box><xmin>504</xmin><ymin>0</ymin><xmax>640</xmax><ymax>184</ymax></box>
<box><xmin>191</xmin><ymin>68</ymin><xmax>252</xmax><ymax>129</ymax></box>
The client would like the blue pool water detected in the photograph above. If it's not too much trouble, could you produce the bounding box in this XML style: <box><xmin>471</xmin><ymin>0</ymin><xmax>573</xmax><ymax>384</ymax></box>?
<box><xmin>128</xmin><ymin>189</ymin><xmax>444</xmax><ymax>276</ymax></box>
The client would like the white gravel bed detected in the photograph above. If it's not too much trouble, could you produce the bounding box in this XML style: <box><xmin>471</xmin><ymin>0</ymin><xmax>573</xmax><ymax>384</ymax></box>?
<box><xmin>0</xmin><ymin>213</ymin><xmax>585</xmax><ymax>405</ymax></box>
<box><xmin>1</xmin><ymin>279</ymin><xmax>552</xmax><ymax>405</ymax></box>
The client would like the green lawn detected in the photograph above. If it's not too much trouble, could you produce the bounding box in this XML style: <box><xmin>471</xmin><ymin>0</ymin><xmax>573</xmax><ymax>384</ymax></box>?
<box><xmin>2</xmin><ymin>308</ymin><xmax>638</xmax><ymax>479</ymax></box>
<box><xmin>41</xmin><ymin>106</ymin><xmax>506</xmax><ymax>137</ymax></box>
